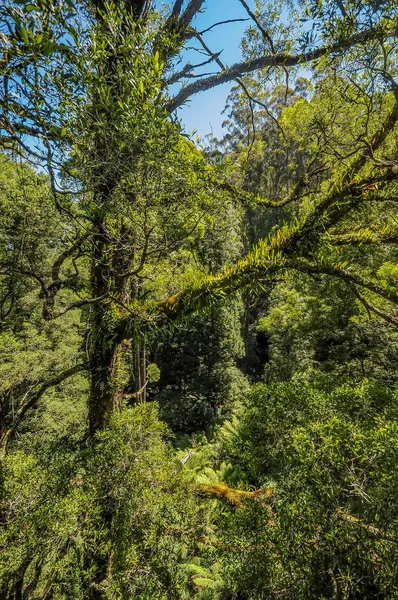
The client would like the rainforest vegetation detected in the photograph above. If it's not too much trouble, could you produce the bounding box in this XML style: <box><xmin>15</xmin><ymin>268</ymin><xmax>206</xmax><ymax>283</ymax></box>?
<box><xmin>0</xmin><ymin>0</ymin><xmax>398</xmax><ymax>598</ymax></box>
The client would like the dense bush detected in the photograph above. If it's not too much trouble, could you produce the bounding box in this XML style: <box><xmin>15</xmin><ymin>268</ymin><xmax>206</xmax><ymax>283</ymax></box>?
<box><xmin>214</xmin><ymin>381</ymin><xmax>398</xmax><ymax>599</ymax></box>
<box><xmin>0</xmin><ymin>405</ymin><xmax>212</xmax><ymax>599</ymax></box>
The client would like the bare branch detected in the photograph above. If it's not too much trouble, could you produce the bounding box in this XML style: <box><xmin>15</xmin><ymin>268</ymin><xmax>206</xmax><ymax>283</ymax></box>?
<box><xmin>237</xmin><ymin>0</ymin><xmax>276</xmax><ymax>53</ymax></box>
<box><xmin>166</xmin><ymin>54</ymin><xmax>221</xmax><ymax>86</ymax></box>
<box><xmin>196</xmin><ymin>18</ymin><xmax>249</xmax><ymax>37</ymax></box>
<box><xmin>51</xmin><ymin>233</ymin><xmax>90</xmax><ymax>283</ymax></box>
<box><xmin>52</xmin><ymin>294</ymin><xmax>109</xmax><ymax>319</ymax></box>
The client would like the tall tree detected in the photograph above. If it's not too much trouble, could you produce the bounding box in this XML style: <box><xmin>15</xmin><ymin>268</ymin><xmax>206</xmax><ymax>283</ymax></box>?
<box><xmin>0</xmin><ymin>0</ymin><xmax>397</xmax><ymax>446</ymax></box>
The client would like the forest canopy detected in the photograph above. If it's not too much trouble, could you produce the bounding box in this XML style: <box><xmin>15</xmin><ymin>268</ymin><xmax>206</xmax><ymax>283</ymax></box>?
<box><xmin>0</xmin><ymin>0</ymin><xmax>398</xmax><ymax>598</ymax></box>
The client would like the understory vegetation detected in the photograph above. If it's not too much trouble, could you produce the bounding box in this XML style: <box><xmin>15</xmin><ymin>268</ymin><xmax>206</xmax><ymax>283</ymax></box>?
<box><xmin>1</xmin><ymin>0</ymin><xmax>398</xmax><ymax>598</ymax></box>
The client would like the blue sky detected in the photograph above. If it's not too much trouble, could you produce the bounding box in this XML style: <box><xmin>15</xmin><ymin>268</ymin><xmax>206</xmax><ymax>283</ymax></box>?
<box><xmin>169</xmin><ymin>0</ymin><xmax>256</xmax><ymax>139</ymax></box>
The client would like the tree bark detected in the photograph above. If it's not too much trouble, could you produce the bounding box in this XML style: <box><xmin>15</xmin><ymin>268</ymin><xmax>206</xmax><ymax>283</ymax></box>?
<box><xmin>87</xmin><ymin>215</ymin><xmax>133</xmax><ymax>432</ymax></box>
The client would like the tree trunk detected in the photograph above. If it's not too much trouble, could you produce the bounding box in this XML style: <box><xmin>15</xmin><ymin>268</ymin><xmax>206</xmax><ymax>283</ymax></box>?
<box><xmin>88</xmin><ymin>325</ymin><xmax>127</xmax><ymax>434</ymax></box>
<box><xmin>86</xmin><ymin>2</ymin><xmax>151</xmax><ymax>434</ymax></box>
<box><xmin>130</xmin><ymin>344</ymin><xmax>147</xmax><ymax>404</ymax></box>
<box><xmin>0</xmin><ymin>400</ymin><xmax>5</xmax><ymax>444</ymax></box>
<box><xmin>87</xmin><ymin>217</ymin><xmax>131</xmax><ymax>433</ymax></box>
<box><xmin>242</xmin><ymin>290</ymin><xmax>251</xmax><ymax>375</ymax></box>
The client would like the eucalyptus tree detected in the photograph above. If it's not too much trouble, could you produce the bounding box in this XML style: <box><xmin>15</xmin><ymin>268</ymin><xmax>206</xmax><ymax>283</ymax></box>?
<box><xmin>0</xmin><ymin>0</ymin><xmax>397</xmax><ymax>449</ymax></box>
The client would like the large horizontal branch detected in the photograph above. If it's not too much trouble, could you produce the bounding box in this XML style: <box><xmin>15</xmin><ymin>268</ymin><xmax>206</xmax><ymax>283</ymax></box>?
<box><xmin>167</xmin><ymin>24</ymin><xmax>393</xmax><ymax>111</ymax></box>
<box><xmin>0</xmin><ymin>363</ymin><xmax>88</xmax><ymax>461</ymax></box>
<box><xmin>115</xmin><ymin>115</ymin><xmax>398</xmax><ymax>335</ymax></box>
<box><xmin>114</xmin><ymin>77</ymin><xmax>398</xmax><ymax>337</ymax></box>
<box><xmin>109</xmin><ymin>164</ymin><xmax>398</xmax><ymax>337</ymax></box>
<box><xmin>146</xmin><ymin>171</ymin><xmax>398</xmax><ymax>324</ymax></box>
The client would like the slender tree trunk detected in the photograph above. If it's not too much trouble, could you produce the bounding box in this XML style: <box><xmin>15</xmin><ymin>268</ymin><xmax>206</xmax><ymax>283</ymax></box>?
<box><xmin>0</xmin><ymin>401</ymin><xmax>5</xmax><ymax>443</ymax></box>
<box><xmin>242</xmin><ymin>290</ymin><xmax>251</xmax><ymax>375</ymax></box>
<box><xmin>242</xmin><ymin>202</ymin><xmax>256</xmax><ymax>373</ymax></box>
<box><xmin>130</xmin><ymin>344</ymin><xmax>147</xmax><ymax>404</ymax></box>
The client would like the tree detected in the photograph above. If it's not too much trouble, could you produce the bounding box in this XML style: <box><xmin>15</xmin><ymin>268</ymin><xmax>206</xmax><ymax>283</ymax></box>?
<box><xmin>0</xmin><ymin>0</ymin><xmax>397</xmax><ymax>447</ymax></box>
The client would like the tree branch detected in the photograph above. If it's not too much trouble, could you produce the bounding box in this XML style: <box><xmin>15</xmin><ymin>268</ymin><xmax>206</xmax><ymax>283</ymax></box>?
<box><xmin>237</xmin><ymin>0</ymin><xmax>276</xmax><ymax>53</ymax></box>
<box><xmin>351</xmin><ymin>286</ymin><xmax>398</xmax><ymax>328</ymax></box>
<box><xmin>337</xmin><ymin>508</ymin><xmax>398</xmax><ymax>544</ymax></box>
<box><xmin>329</xmin><ymin>227</ymin><xmax>398</xmax><ymax>246</ymax></box>
<box><xmin>166</xmin><ymin>25</ymin><xmax>395</xmax><ymax>111</ymax></box>
<box><xmin>179</xmin><ymin>0</ymin><xmax>206</xmax><ymax>27</ymax></box>
<box><xmin>171</xmin><ymin>0</ymin><xmax>184</xmax><ymax>18</ymax></box>
<box><xmin>51</xmin><ymin>233</ymin><xmax>89</xmax><ymax>284</ymax></box>
<box><xmin>52</xmin><ymin>294</ymin><xmax>109</xmax><ymax>319</ymax></box>
<box><xmin>285</xmin><ymin>259</ymin><xmax>398</xmax><ymax>307</ymax></box>
<box><xmin>196</xmin><ymin>18</ymin><xmax>250</xmax><ymax>37</ymax></box>
<box><xmin>148</xmin><ymin>168</ymin><xmax>398</xmax><ymax>324</ymax></box>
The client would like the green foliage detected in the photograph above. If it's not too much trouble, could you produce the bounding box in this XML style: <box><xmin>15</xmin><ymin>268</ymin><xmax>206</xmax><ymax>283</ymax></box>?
<box><xmin>0</xmin><ymin>404</ymin><xmax>213</xmax><ymax>599</ymax></box>
<box><xmin>0</xmin><ymin>1</ymin><xmax>398</xmax><ymax>598</ymax></box>
<box><xmin>152</xmin><ymin>199</ymin><xmax>248</xmax><ymax>434</ymax></box>
<box><xmin>0</xmin><ymin>154</ymin><xmax>87</xmax><ymax>449</ymax></box>
<box><xmin>215</xmin><ymin>381</ymin><xmax>398</xmax><ymax>598</ymax></box>
<box><xmin>258</xmin><ymin>272</ymin><xmax>398</xmax><ymax>383</ymax></box>
<box><xmin>147</xmin><ymin>362</ymin><xmax>160</xmax><ymax>383</ymax></box>
<box><xmin>154</xmin><ymin>301</ymin><xmax>248</xmax><ymax>434</ymax></box>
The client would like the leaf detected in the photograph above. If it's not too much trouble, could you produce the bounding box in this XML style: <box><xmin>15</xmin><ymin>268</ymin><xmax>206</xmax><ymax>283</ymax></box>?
<box><xmin>192</xmin><ymin>577</ymin><xmax>223</xmax><ymax>589</ymax></box>
<box><xmin>185</xmin><ymin>564</ymin><xmax>210</xmax><ymax>577</ymax></box>
<box><xmin>20</xmin><ymin>26</ymin><xmax>29</xmax><ymax>45</ymax></box>
<box><xmin>43</xmin><ymin>40</ymin><xmax>54</xmax><ymax>55</ymax></box>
